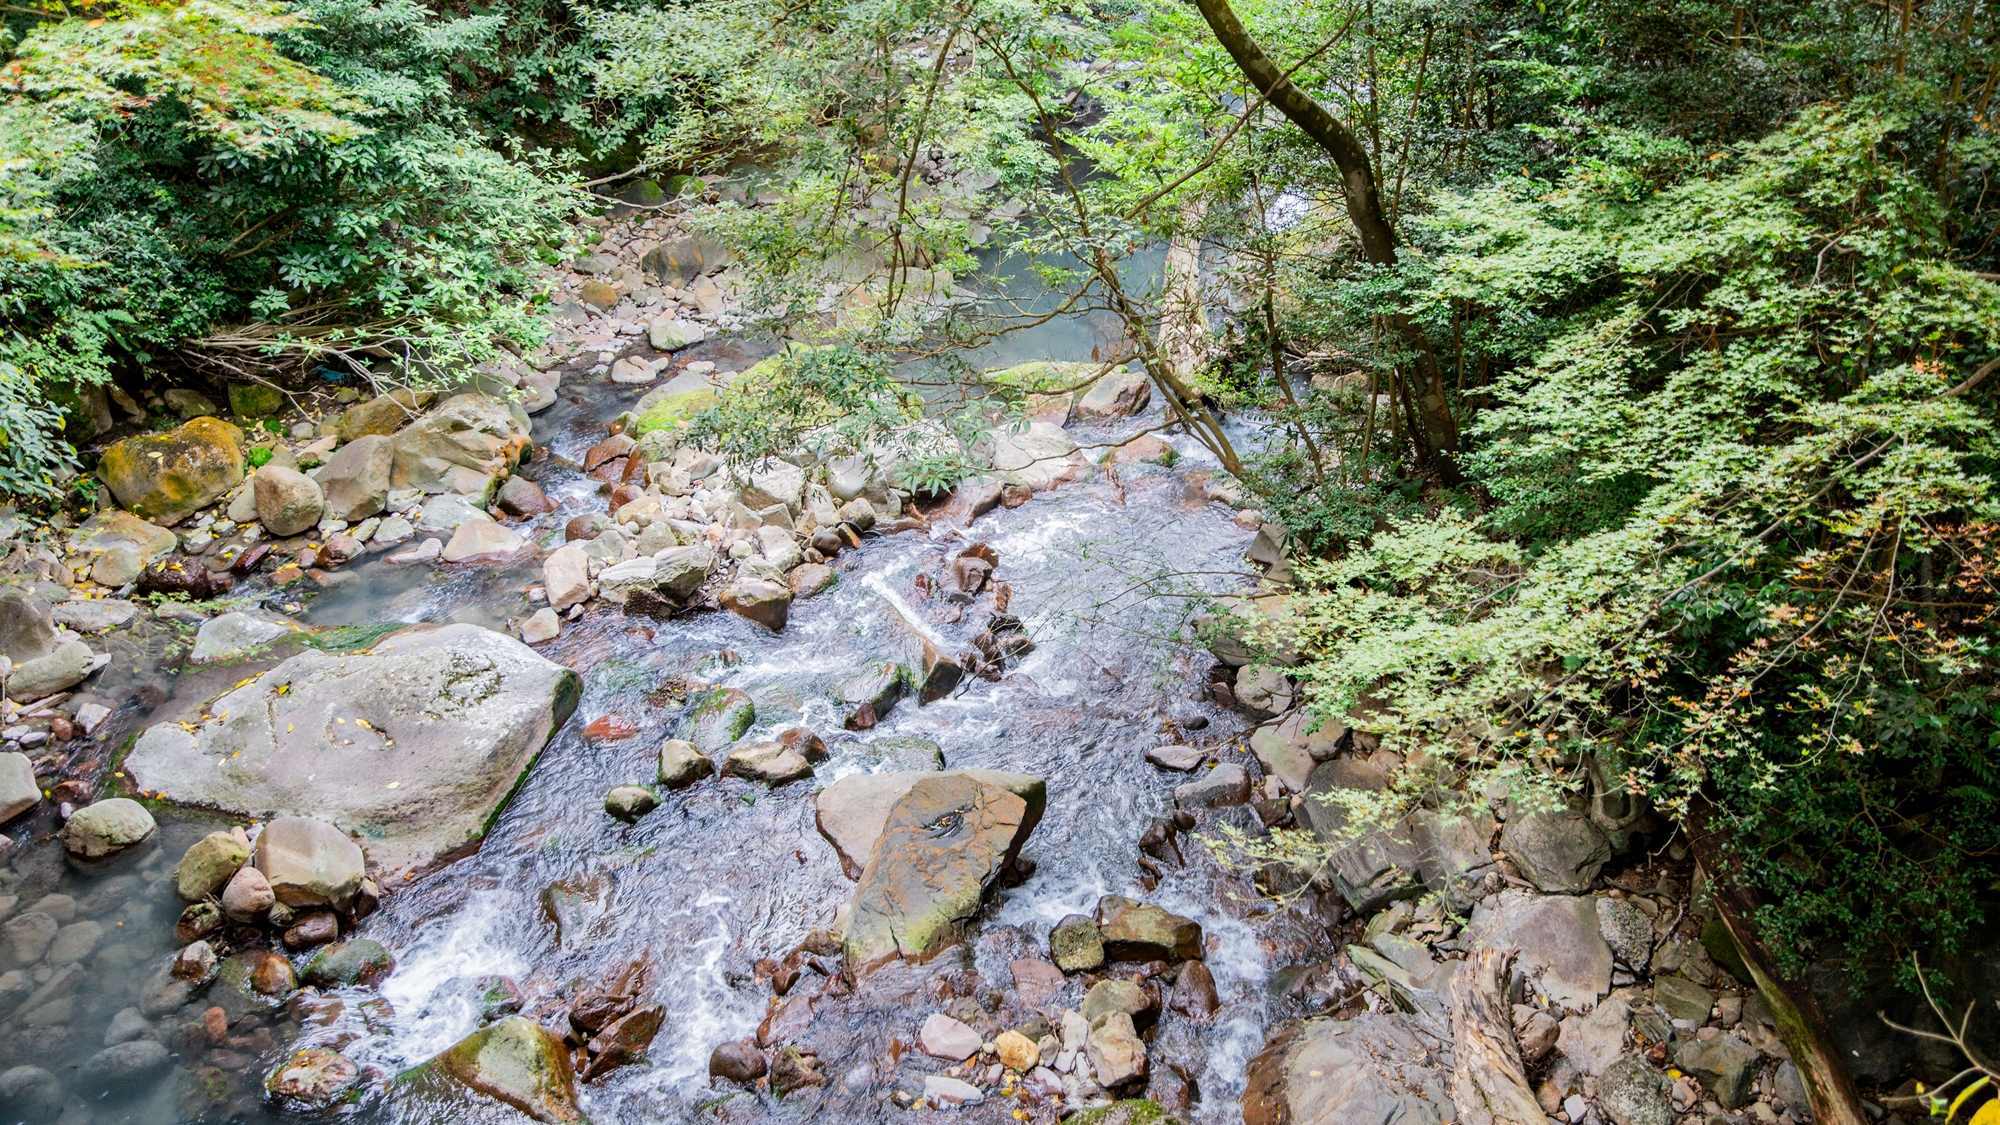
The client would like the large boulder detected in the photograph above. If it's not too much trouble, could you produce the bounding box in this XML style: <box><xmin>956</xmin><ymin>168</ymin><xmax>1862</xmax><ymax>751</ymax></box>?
<box><xmin>843</xmin><ymin>773</ymin><xmax>1040</xmax><ymax>973</ymax></box>
<box><xmin>1500</xmin><ymin>808</ymin><xmax>1612</xmax><ymax>894</ymax></box>
<box><xmin>315</xmin><ymin>434</ymin><xmax>393</xmax><ymax>521</ymax></box>
<box><xmin>124</xmin><ymin>623</ymin><xmax>580</xmax><ymax>878</ymax></box>
<box><xmin>814</xmin><ymin>769</ymin><xmax>1046</xmax><ymax>879</ymax></box>
<box><xmin>1242</xmin><ymin>1014</ymin><xmax>1451</xmax><ymax>1125</ymax></box>
<box><xmin>1072</xmin><ymin>366</ymin><xmax>1152</xmax><ymax>421</ymax></box>
<box><xmin>254</xmin><ymin>465</ymin><xmax>325</xmax><ymax>536</ymax></box>
<box><xmin>719</xmin><ymin>576</ymin><xmax>791</xmax><ymax>631</ymax></box>
<box><xmin>1465</xmin><ymin>890</ymin><xmax>1612</xmax><ymax>1011</ymax></box>
<box><xmin>97</xmin><ymin>416</ymin><xmax>244</xmax><ymax>525</ymax></box>
<box><xmin>988</xmin><ymin>422</ymin><xmax>1082</xmax><ymax>491</ymax></box>
<box><xmin>441</xmin><ymin>516</ymin><xmax>525</xmax><ymax>563</ymax></box>
<box><xmin>403</xmin><ymin>1016</ymin><xmax>581</xmax><ymax>1123</ymax></box>
<box><xmin>389</xmin><ymin>394</ymin><xmax>531</xmax><ymax>495</ymax></box>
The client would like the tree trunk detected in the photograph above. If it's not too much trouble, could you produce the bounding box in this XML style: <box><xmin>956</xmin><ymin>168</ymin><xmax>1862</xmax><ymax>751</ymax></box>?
<box><xmin>1449</xmin><ymin>948</ymin><xmax>1545</xmax><ymax>1125</ymax></box>
<box><xmin>1190</xmin><ymin>0</ymin><xmax>1461</xmax><ymax>480</ymax></box>
<box><xmin>1685</xmin><ymin>813</ymin><xmax>1869</xmax><ymax>1125</ymax></box>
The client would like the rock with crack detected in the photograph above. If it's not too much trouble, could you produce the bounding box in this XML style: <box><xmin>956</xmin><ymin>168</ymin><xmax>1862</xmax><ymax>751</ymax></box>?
<box><xmin>389</xmin><ymin>393</ymin><xmax>531</xmax><ymax>496</ymax></box>
<box><xmin>842</xmin><ymin>773</ymin><xmax>1040</xmax><ymax>975</ymax></box>
<box><xmin>124</xmin><ymin>623</ymin><xmax>579</xmax><ymax>880</ymax></box>
<box><xmin>814</xmin><ymin>768</ymin><xmax>1045</xmax><ymax>880</ymax></box>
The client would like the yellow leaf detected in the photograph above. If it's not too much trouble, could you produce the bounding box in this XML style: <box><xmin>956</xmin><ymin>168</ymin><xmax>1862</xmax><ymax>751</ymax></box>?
<box><xmin>1962</xmin><ymin>1088</ymin><xmax>1999</xmax><ymax>1125</ymax></box>
<box><xmin>1951</xmin><ymin>1078</ymin><xmax>1993</xmax><ymax>1121</ymax></box>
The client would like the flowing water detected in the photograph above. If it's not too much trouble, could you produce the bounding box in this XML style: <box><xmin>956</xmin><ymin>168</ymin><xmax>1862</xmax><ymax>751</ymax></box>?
<box><xmin>0</xmin><ymin>303</ymin><xmax>1332</xmax><ymax>1125</ymax></box>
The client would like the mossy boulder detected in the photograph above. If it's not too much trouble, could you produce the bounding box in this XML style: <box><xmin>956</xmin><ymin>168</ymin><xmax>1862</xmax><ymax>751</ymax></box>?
<box><xmin>97</xmin><ymin>416</ymin><xmax>245</xmax><ymax>525</ymax></box>
<box><xmin>402</xmin><ymin>1016</ymin><xmax>582</xmax><ymax>1123</ymax></box>
<box><xmin>629</xmin><ymin>387</ymin><xmax>718</xmax><ymax>437</ymax></box>
<box><xmin>679</xmin><ymin>686</ymin><xmax>755</xmax><ymax>752</ymax></box>
<box><xmin>302</xmin><ymin>939</ymin><xmax>395</xmax><ymax>988</ymax></box>
<box><xmin>227</xmin><ymin>383</ymin><xmax>285</xmax><ymax>419</ymax></box>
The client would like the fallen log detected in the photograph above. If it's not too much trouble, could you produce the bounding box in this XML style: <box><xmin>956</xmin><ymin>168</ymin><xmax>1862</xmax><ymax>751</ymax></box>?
<box><xmin>1449</xmin><ymin>947</ymin><xmax>1546</xmax><ymax>1125</ymax></box>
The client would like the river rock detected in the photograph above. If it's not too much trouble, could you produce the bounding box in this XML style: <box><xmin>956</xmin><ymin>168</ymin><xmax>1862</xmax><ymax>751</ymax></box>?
<box><xmin>2</xmin><ymin>911</ymin><xmax>56</xmax><ymax>968</ymax></box>
<box><xmin>1172</xmin><ymin>763</ymin><xmax>1250</xmax><ymax>808</ymax></box>
<box><xmin>222</xmin><ymin>865</ymin><xmax>275</xmax><ymax>921</ymax></box>
<box><xmin>1599</xmin><ymin>1055</ymin><xmax>1673</xmax><ymax>1125</ymax></box>
<box><xmin>1557</xmin><ymin>994</ymin><xmax>1630</xmax><ymax>1075</ymax></box>
<box><xmin>1672</xmin><ymin>1034</ymin><xmax>1758</xmax><ymax>1108</ymax></box>
<box><xmin>648</xmin><ymin>317</ymin><xmax>706</xmax><ymax>350</ymax></box>
<box><xmin>924</xmin><ymin>1075</ymin><xmax>985</xmax><ymax>1106</ymax></box>
<box><xmin>918</xmin><ymin>1013</ymin><xmax>981</xmax><ymax>1060</ymax></box>
<box><xmin>417</xmin><ymin>492</ymin><xmax>483</xmax><ymax>535</ymax></box>
<box><xmin>53</xmin><ymin>597</ymin><xmax>138</xmax><ymax>634</ymax></box>
<box><xmin>1232</xmin><ymin>664</ymin><xmax>1292</xmax><ymax>719</ymax></box>
<box><xmin>333</xmin><ymin>388</ymin><xmax>427</xmax><ymax>441</ymax></box>
<box><xmin>73</xmin><ymin>511</ymin><xmax>178</xmax><ymax>586</ymax></box>
<box><xmin>1096</xmin><ymin>896</ymin><xmax>1203</xmax><ymax>962</ymax></box>
<box><xmin>125</xmin><ymin>623</ymin><xmax>579</xmax><ymax>878</ymax></box>
<box><xmin>59</xmin><ymin>797</ymin><xmax>156</xmax><ymax>858</ymax></box>
<box><xmin>843</xmin><ymin>773</ymin><xmax>1039</xmax><ymax>972</ymax></box>
<box><xmin>390</xmin><ymin>394</ymin><xmax>531</xmax><ymax>495</ymax></box>
<box><xmin>1465</xmin><ymin>890</ymin><xmax>1611</xmax><ymax>1011</ymax></box>
<box><xmin>657</xmin><ymin>739</ymin><xmax>713</xmax><ymax>789</ymax></box>
<box><xmin>814</xmin><ymin>768</ymin><xmax>1046</xmax><ymax>879</ymax></box>
<box><xmin>316</xmin><ymin>434</ymin><xmax>393</xmax><ymax>520</ymax></box>
<box><xmin>1082</xmin><ymin>979</ymin><xmax>1155</xmax><ymax>1027</ymax></box>
<box><xmin>265</xmin><ymin>1047</ymin><xmax>361</xmax><ymax>1111</ymax></box>
<box><xmin>1242</xmin><ymin>1014</ymin><xmax>1451</xmax><ymax>1125</ymax></box>
<box><xmin>1654</xmin><ymin>973</ymin><xmax>1714</xmax><ymax>1023</ymax></box>
<box><xmin>256</xmin><ymin>817</ymin><xmax>365</xmax><ymax>908</ymax></box>
<box><xmin>994</xmin><ymin>1029</ymin><xmax>1039</xmax><ymax>1071</ymax></box>
<box><xmin>989</xmin><ymin>421</ymin><xmax>1082</xmax><ymax>491</ymax></box>
<box><xmin>0</xmin><ymin>589</ymin><xmax>58</xmax><ymax>663</ymax></box>
<box><xmin>543</xmin><ymin>543</ymin><xmax>592</xmax><ymax>611</ymax></box>
<box><xmin>0</xmin><ymin>1065</ymin><xmax>64</xmax><ymax>1121</ymax></box>
<box><xmin>603</xmin><ymin>785</ymin><xmax>658</xmax><ymax>821</ymax></box>
<box><xmin>0</xmin><ymin>752</ymin><xmax>38</xmax><ymax>823</ymax></box>
<box><xmin>1086</xmin><ymin>1011</ymin><xmax>1147</xmax><ymax>1087</ymax></box>
<box><xmin>406</xmin><ymin>1015</ymin><xmax>581</xmax><ymax>1123</ymax></box>
<box><xmin>255</xmin><ymin>465</ymin><xmax>325</xmax><ymax>536</ymax></box>
<box><xmin>519</xmin><ymin>608</ymin><xmax>559</xmax><ymax>644</ymax></box>
<box><xmin>1072</xmin><ymin>366</ymin><xmax>1152</xmax><ymax>421</ymax></box>
<box><xmin>5</xmin><ymin>638</ymin><xmax>94</xmax><ymax>702</ymax></box>
<box><xmin>789</xmin><ymin>562</ymin><xmax>836</xmax><ymax>598</ymax></box>
<box><xmin>720</xmin><ymin>576</ymin><xmax>791</xmax><ymax>631</ymax></box>
<box><xmin>709</xmin><ymin>1039</ymin><xmax>766</xmax><ymax>1083</ymax></box>
<box><xmin>442</xmin><ymin>516</ymin><xmax>525</xmax><ymax>563</ymax></box>
<box><xmin>679</xmin><ymin>686</ymin><xmax>754</xmax><ymax>752</ymax></box>
<box><xmin>86</xmin><ymin>1039</ymin><xmax>171</xmax><ymax>1083</ymax></box>
<box><xmin>1500</xmin><ymin>808</ymin><xmax>1612</xmax><ymax>894</ymax></box>
<box><xmin>1146</xmin><ymin>744</ymin><xmax>1203</xmax><ymax>771</ymax></box>
<box><xmin>302</xmin><ymin>938</ymin><xmax>394</xmax><ymax>988</ymax></box>
<box><xmin>494</xmin><ymin>476</ymin><xmax>553</xmax><ymax>518</ymax></box>
<box><xmin>97</xmin><ymin>416</ymin><xmax>245</xmax><ymax>525</ymax></box>
<box><xmin>174</xmin><ymin>831</ymin><xmax>250</xmax><ymax>901</ymax></box>
<box><xmin>722</xmin><ymin>740</ymin><xmax>814</xmax><ymax>785</ymax></box>
<box><xmin>190</xmin><ymin>610</ymin><xmax>294</xmax><ymax>664</ymax></box>
<box><xmin>1050</xmin><ymin>914</ymin><xmax>1106</xmax><ymax>972</ymax></box>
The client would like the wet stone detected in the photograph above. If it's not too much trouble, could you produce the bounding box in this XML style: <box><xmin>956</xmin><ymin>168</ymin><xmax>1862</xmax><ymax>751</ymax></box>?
<box><xmin>709</xmin><ymin>1039</ymin><xmax>766</xmax><ymax>1084</ymax></box>
<box><xmin>1050</xmin><ymin>914</ymin><xmax>1106</xmax><ymax>973</ymax></box>
<box><xmin>265</xmin><ymin>1047</ymin><xmax>362</xmax><ymax>1111</ymax></box>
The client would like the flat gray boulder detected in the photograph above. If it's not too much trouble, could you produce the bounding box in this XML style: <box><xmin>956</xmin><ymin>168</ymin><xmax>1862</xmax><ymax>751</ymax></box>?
<box><xmin>1242</xmin><ymin>1013</ymin><xmax>1451</xmax><ymax>1125</ymax></box>
<box><xmin>815</xmin><ymin>768</ymin><xmax>1045</xmax><ymax>880</ymax></box>
<box><xmin>124</xmin><ymin>623</ymin><xmax>580</xmax><ymax>878</ymax></box>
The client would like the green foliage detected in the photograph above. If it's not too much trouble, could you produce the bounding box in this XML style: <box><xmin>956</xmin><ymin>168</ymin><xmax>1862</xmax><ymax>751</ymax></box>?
<box><xmin>1</xmin><ymin>0</ymin><xmax>578</xmax><ymax>496</ymax></box>
<box><xmin>1255</xmin><ymin>106</ymin><xmax>1999</xmax><ymax>979</ymax></box>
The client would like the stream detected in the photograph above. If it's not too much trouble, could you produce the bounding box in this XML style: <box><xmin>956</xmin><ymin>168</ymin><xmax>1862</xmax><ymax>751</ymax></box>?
<box><xmin>0</xmin><ymin>306</ymin><xmax>1331</xmax><ymax>1122</ymax></box>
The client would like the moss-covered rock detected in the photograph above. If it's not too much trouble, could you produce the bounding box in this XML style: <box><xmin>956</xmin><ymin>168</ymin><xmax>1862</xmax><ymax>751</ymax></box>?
<box><xmin>629</xmin><ymin>387</ymin><xmax>718</xmax><ymax>437</ymax></box>
<box><xmin>302</xmin><ymin>939</ymin><xmax>395</xmax><ymax>988</ymax></box>
<box><xmin>227</xmin><ymin>382</ymin><xmax>285</xmax><ymax>419</ymax></box>
<box><xmin>679</xmin><ymin>686</ymin><xmax>755</xmax><ymax>752</ymax></box>
<box><xmin>402</xmin><ymin>1015</ymin><xmax>582</xmax><ymax>1123</ymax></box>
<box><xmin>1069</xmin><ymin>1100</ymin><xmax>1184</xmax><ymax>1125</ymax></box>
<box><xmin>97</xmin><ymin>416</ymin><xmax>245</xmax><ymax>525</ymax></box>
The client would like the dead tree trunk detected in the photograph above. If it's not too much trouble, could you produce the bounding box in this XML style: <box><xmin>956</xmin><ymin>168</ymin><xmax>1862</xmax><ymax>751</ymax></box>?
<box><xmin>1449</xmin><ymin>948</ymin><xmax>1545</xmax><ymax>1125</ymax></box>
